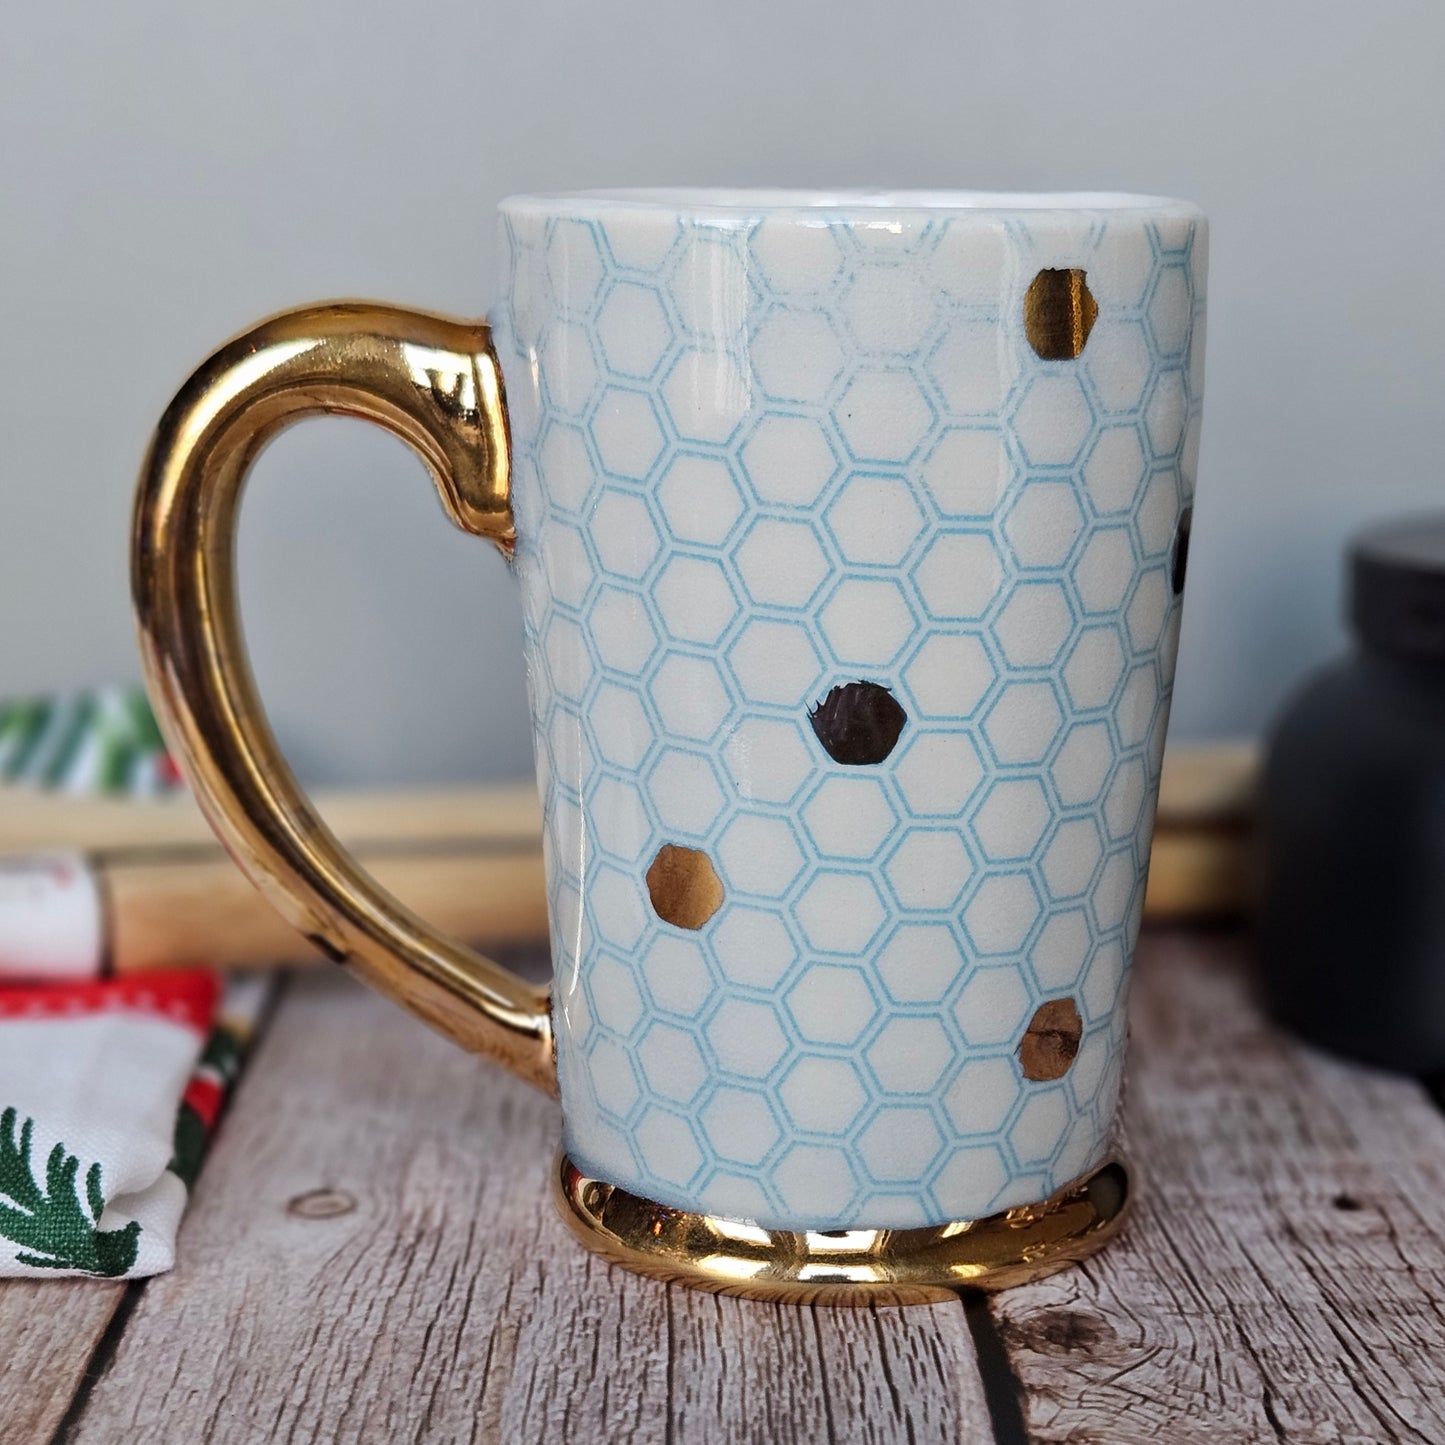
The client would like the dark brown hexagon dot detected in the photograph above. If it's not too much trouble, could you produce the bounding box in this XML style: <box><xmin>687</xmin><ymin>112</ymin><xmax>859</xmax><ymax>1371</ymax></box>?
<box><xmin>1171</xmin><ymin>505</ymin><xmax>1193</xmax><ymax>595</ymax></box>
<box><xmin>809</xmin><ymin>681</ymin><xmax>907</xmax><ymax>766</ymax></box>
<box><xmin>1019</xmin><ymin>997</ymin><xmax>1083</xmax><ymax>1081</ymax></box>
<box><xmin>646</xmin><ymin>844</ymin><xmax>724</xmax><ymax>930</ymax></box>
<box><xmin>1024</xmin><ymin>268</ymin><xmax>1098</xmax><ymax>360</ymax></box>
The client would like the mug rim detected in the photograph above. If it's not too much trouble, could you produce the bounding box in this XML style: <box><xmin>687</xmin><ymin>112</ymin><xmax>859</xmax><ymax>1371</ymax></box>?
<box><xmin>499</xmin><ymin>187</ymin><xmax>1204</xmax><ymax>221</ymax></box>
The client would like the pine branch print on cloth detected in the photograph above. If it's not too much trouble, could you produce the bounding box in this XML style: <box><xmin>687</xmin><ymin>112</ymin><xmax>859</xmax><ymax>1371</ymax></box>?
<box><xmin>0</xmin><ymin>1106</ymin><xmax>139</xmax><ymax>1276</ymax></box>
<box><xmin>0</xmin><ymin>972</ymin><xmax>263</xmax><ymax>1279</ymax></box>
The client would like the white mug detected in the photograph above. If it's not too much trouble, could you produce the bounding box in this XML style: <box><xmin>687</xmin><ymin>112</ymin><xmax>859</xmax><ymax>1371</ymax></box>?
<box><xmin>134</xmin><ymin>188</ymin><xmax>1206</xmax><ymax>1302</ymax></box>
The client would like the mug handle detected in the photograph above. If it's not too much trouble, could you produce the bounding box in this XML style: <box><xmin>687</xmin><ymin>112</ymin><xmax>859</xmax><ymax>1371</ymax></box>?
<box><xmin>132</xmin><ymin>302</ymin><xmax>555</xmax><ymax>1095</ymax></box>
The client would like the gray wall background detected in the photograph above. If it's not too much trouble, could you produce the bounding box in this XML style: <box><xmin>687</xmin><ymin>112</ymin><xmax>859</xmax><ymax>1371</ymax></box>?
<box><xmin>3</xmin><ymin>2</ymin><xmax>1440</xmax><ymax>786</ymax></box>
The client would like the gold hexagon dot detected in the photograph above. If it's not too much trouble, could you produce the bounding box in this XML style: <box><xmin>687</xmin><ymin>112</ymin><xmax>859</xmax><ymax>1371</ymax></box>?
<box><xmin>1025</xmin><ymin>269</ymin><xmax>1098</xmax><ymax>360</ymax></box>
<box><xmin>1019</xmin><ymin>997</ymin><xmax>1083</xmax><ymax>1081</ymax></box>
<box><xmin>646</xmin><ymin>844</ymin><xmax>725</xmax><ymax>930</ymax></box>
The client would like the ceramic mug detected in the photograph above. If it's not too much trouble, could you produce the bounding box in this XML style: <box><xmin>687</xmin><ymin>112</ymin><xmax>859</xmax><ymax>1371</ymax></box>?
<box><xmin>133</xmin><ymin>188</ymin><xmax>1206</xmax><ymax>1302</ymax></box>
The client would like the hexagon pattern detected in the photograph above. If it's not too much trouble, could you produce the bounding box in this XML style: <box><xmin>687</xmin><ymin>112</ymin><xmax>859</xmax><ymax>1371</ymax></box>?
<box><xmin>497</xmin><ymin>197</ymin><xmax>1205</xmax><ymax>1231</ymax></box>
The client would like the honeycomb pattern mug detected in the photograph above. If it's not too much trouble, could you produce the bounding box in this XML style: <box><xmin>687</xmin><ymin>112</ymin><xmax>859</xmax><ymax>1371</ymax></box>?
<box><xmin>133</xmin><ymin>188</ymin><xmax>1206</xmax><ymax>1303</ymax></box>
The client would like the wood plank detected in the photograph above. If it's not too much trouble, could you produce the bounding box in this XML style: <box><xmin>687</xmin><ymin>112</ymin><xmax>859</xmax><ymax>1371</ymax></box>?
<box><xmin>95</xmin><ymin>826</ymin><xmax>1257</xmax><ymax>970</ymax></box>
<box><xmin>108</xmin><ymin>844</ymin><xmax>546</xmax><ymax>972</ymax></box>
<box><xmin>664</xmin><ymin>1290</ymin><xmax>992</xmax><ymax>1444</ymax></box>
<box><xmin>1141</xmin><ymin>829</ymin><xmax>1253</xmax><ymax>922</ymax></box>
<box><xmin>1153</xmin><ymin>741</ymin><xmax>1257</xmax><ymax>829</ymax></box>
<box><xmin>0</xmin><ymin>1278</ymin><xmax>129</xmax><ymax>1440</ymax></box>
<box><xmin>990</xmin><ymin>931</ymin><xmax>1445</xmax><ymax>1444</ymax></box>
<box><xmin>1144</xmin><ymin>741</ymin><xmax>1257</xmax><ymax>921</ymax></box>
<box><xmin>0</xmin><ymin>783</ymin><xmax>541</xmax><ymax>856</ymax></box>
<box><xmin>0</xmin><ymin>743</ymin><xmax>1254</xmax><ymax>859</ymax></box>
<box><xmin>0</xmin><ymin>745</ymin><xmax>1259</xmax><ymax>972</ymax></box>
<box><xmin>68</xmin><ymin>960</ymin><xmax>993</xmax><ymax>1443</ymax></box>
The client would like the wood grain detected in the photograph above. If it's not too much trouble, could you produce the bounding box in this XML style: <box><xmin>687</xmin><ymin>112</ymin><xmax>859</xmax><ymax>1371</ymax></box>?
<box><xmin>19</xmin><ymin>928</ymin><xmax>1443</xmax><ymax>1443</ymax></box>
<box><xmin>0</xmin><ymin>1279</ymin><xmax>128</xmax><ymax>1440</ymax></box>
<box><xmin>991</xmin><ymin>931</ymin><xmax>1445</xmax><ymax>1444</ymax></box>
<box><xmin>109</xmin><ymin>845</ymin><xmax>546</xmax><ymax>972</ymax></box>
<box><xmin>68</xmin><ymin>963</ymin><xmax>993</xmax><ymax>1444</ymax></box>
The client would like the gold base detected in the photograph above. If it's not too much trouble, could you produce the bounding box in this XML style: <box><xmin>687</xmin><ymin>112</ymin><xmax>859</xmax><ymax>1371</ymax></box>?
<box><xmin>553</xmin><ymin>1151</ymin><xmax>1131</xmax><ymax>1305</ymax></box>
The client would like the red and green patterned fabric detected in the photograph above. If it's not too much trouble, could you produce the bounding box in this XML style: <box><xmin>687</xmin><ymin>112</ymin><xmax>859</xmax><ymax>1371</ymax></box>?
<box><xmin>0</xmin><ymin>974</ymin><xmax>258</xmax><ymax>1277</ymax></box>
<box><xmin>0</xmin><ymin>687</ymin><xmax>256</xmax><ymax>1279</ymax></box>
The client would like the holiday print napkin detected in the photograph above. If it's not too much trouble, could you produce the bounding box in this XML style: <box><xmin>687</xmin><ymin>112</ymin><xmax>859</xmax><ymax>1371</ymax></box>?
<box><xmin>0</xmin><ymin>687</ymin><xmax>252</xmax><ymax>1279</ymax></box>
<box><xmin>0</xmin><ymin>973</ymin><xmax>263</xmax><ymax>1277</ymax></box>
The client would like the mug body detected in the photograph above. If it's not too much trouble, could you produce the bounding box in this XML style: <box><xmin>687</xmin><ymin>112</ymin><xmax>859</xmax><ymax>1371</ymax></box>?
<box><xmin>494</xmin><ymin>189</ymin><xmax>1205</xmax><ymax>1232</ymax></box>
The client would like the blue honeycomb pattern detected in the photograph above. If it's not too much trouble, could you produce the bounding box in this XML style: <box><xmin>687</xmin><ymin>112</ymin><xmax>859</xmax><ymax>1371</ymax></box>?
<box><xmin>494</xmin><ymin>194</ymin><xmax>1206</xmax><ymax>1231</ymax></box>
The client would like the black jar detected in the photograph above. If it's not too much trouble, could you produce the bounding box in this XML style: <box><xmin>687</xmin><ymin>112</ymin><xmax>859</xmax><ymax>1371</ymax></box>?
<box><xmin>1259</xmin><ymin>514</ymin><xmax>1445</xmax><ymax>1075</ymax></box>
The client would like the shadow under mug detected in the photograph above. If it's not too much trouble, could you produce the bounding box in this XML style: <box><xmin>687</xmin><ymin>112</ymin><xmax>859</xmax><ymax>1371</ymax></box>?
<box><xmin>133</xmin><ymin>188</ymin><xmax>1206</xmax><ymax>1304</ymax></box>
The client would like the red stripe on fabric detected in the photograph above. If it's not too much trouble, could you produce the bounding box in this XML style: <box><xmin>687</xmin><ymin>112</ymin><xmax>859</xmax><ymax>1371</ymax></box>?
<box><xmin>181</xmin><ymin>1074</ymin><xmax>224</xmax><ymax>1128</ymax></box>
<box><xmin>0</xmin><ymin>969</ymin><xmax>220</xmax><ymax>1033</ymax></box>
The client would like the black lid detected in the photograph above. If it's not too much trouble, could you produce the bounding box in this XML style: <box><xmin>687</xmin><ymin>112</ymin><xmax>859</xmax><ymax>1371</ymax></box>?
<box><xmin>1350</xmin><ymin>514</ymin><xmax>1445</xmax><ymax>660</ymax></box>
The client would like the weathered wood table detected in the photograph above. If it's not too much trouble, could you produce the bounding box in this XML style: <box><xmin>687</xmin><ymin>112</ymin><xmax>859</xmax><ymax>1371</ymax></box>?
<box><xmin>6</xmin><ymin>930</ymin><xmax>1445</xmax><ymax>1444</ymax></box>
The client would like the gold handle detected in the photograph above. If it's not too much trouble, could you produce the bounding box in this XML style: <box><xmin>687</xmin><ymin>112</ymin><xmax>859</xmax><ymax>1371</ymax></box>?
<box><xmin>132</xmin><ymin>302</ymin><xmax>555</xmax><ymax>1094</ymax></box>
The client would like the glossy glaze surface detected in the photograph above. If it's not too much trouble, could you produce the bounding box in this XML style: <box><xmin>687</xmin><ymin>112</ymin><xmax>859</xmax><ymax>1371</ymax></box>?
<box><xmin>495</xmin><ymin>191</ymin><xmax>1206</xmax><ymax>1230</ymax></box>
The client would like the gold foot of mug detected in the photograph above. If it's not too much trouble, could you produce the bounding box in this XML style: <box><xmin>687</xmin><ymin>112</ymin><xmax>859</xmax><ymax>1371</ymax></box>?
<box><xmin>554</xmin><ymin>1151</ymin><xmax>1132</xmax><ymax>1305</ymax></box>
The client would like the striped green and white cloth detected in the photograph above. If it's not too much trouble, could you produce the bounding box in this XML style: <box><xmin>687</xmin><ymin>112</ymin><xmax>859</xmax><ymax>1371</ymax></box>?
<box><xmin>0</xmin><ymin>687</ymin><xmax>183</xmax><ymax>797</ymax></box>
